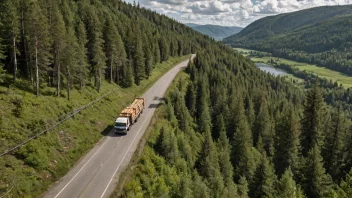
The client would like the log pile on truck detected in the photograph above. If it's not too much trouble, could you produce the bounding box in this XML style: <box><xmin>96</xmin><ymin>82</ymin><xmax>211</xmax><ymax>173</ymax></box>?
<box><xmin>114</xmin><ymin>98</ymin><xmax>146</xmax><ymax>134</ymax></box>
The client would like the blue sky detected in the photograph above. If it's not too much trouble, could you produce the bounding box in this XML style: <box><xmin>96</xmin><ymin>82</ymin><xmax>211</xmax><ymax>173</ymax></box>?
<box><xmin>125</xmin><ymin>0</ymin><xmax>352</xmax><ymax>27</ymax></box>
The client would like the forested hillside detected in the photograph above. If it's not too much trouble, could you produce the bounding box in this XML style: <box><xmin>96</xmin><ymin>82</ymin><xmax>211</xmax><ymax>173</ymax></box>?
<box><xmin>0</xmin><ymin>0</ymin><xmax>210</xmax><ymax>196</ymax></box>
<box><xmin>223</xmin><ymin>5</ymin><xmax>352</xmax><ymax>76</ymax></box>
<box><xmin>0</xmin><ymin>0</ymin><xmax>208</xmax><ymax>96</ymax></box>
<box><xmin>186</xmin><ymin>23</ymin><xmax>242</xmax><ymax>41</ymax></box>
<box><xmin>121</xmin><ymin>44</ymin><xmax>352</xmax><ymax>197</ymax></box>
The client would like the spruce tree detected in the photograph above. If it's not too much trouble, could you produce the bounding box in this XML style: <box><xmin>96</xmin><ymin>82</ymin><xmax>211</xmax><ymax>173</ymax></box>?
<box><xmin>51</xmin><ymin>6</ymin><xmax>67</xmax><ymax>96</ymax></box>
<box><xmin>75</xmin><ymin>20</ymin><xmax>89</xmax><ymax>89</ymax></box>
<box><xmin>277</xmin><ymin>168</ymin><xmax>305</xmax><ymax>198</ymax></box>
<box><xmin>0</xmin><ymin>0</ymin><xmax>20</xmax><ymax>82</ymax></box>
<box><xmin>253</xmin><ymin>95</ymin><xmax>274</xmax><ymax>157</ymax></box>
<box><xmin>335</xmin><ymin>168</ymin><xmax>352</xmax><ymax>198</ymax></box>
<box><xmin>133</xmin><ymin>34</ymin><xmax>145</xmax><ymax>85</ymax></box>
<box><xmin>185</xmin><ymin>82</ymin><xmax>197</xmax><ymax>117</ymax></box>
<box><xmin>144</xmin><ymin>44</ymin><xmax>153</xmax><ymax>79</ymax></box>
<box><xmin>301</xmin><ymin>82</ymin><xmax>324</xmax><ymax>156</ymax></box>
<box><xmin>62</xmin><ymin>26</ymin><xmax>79</xmax><ymax>100</ymax></box>
<box><xmin>249</xmin><ymin>154</ymin><xmax>277</xmax><ymax>198</ymax></box>
<box><xmin>274</xmin><ymin>108</ymin><xmax>301</xmax><ymax>176</ymax></box>
<box><xmin>0</xmin><ymin>39</ymin><xmax>5</xmax><ymax>83</ymax></box>
<box><xmin>238</xmin><ymin>177</ymin><xmax>249</xmax><ymax>198</ymax></box>
<box><xmin>232</xmin><ymin>105</ymin><xmax>256</xmax><ymax>181</ymax></box>
<box><xmin>217</xmin><ymin>116</ymin><xmax>238</xmax><ymax>197</ymax></box>
<box><xmin>323</xmin><ymin>107</ymin><xmax>346</xmax><ymax>180</ymax></box>
<box><xmin>25</xmin><ymin>2</ymin><xmax>51</xmax><ymax>96</ymax></box>
<box><xmin>303</xmin><ymin>145</ymin><xmax>332</xmax><ymax>198</ymax></box>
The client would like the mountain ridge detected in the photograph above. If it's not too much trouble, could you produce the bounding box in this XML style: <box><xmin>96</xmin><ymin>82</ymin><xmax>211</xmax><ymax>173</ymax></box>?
<box><xmin>186</xmin><ymin>23</ymin><xmax>243</xmax><ymax>40</ymax></box>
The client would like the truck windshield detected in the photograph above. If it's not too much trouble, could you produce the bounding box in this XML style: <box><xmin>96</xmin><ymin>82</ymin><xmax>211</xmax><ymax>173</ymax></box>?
<box><xmin>115</xmin><ymin>122</ymin><xmax>126</xmax><ymax>127</ymax></box>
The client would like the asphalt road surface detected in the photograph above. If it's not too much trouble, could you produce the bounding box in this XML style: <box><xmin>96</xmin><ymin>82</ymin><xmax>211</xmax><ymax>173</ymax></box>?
<box><xmin>42</xmin><ymin>55</ymin><xmax>195</xmax><ymax>198</ymax></box>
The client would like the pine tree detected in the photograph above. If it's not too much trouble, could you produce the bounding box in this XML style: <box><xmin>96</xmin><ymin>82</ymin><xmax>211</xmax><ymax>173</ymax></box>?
<box><xmin>303</xmin><ymin>145</ymin><xmax>332</xmax><ymax>198</ymax></box>
<box><xmin>335</xmin><ymin>168</ymin><xmax>352</xmax><ymax>198</ymax></box>
<box><xmin>196</xmin><ymin>131</ymin><xmax>224</xmax><ymax>197</ymax></box>
<box><xmin>25</xmin><ymin>2</ymin><xmax>51</xmax><ymax>96</ymax></box>
<box><xmin>75</xmin><ymin>20</ymin><xmax>89</xmax><ymax>89</ymax></box>
<box><xmin>217</xmin><ymin>116</ymin><xmax>238</xmax><ymax>197</ymax></box>
<box><xmin>185</xmin><ymin>82</ymin><xmax>197</xmax><ymax>117</ymax></box>
<box><xmin>238</xmin><ymin>177</ymin><xmax>249</xmax><ymax>198</ymax></box>
<box><xmin>51</xmin><ymin>6</ymin><xmax>67</xmax><ymax>96</ymax></box>
<box><xmin>103</xmin><ymin>16</ymin><xmax>125</xmax><ymax>84</ymax></box>
<box><xmin>62</xmin><ymin>26</ymin><xmax>79</xmax><ymax>100</ymax></box>
<box><xmin>232</xmin><ymin>108</ymin><xmax>256</xmax><ymax>181</ymax></box>
<box><xmin>0</xmin><ymin>0</ymin><xmax>20</xmax><ymax>82</ymax></box>
<box><xmin>277</xmin><ymin>168</ymin><xmax>305</xmax><ymax>198</ymax></box>
<box><xmin>301</xmin><ymin>82</ymin><xmax>324</xmax><ymax>156</ymax></box>
<box><xmin>0</xmin><ymin>38</ymin><xmax>5</xmax><ymax>83</ymax></box>
<box><xmin>159</xmin><ymin>37</ymin><xmax>169</xmax><ymax>62</ymax></box>
<box><xmin>323</xmin><ymin>107</ymin><xmax>346</xmax><ymax>180</ymax></box>
<box><xmin>133</xmin><ymin>34</ymin><xmax>145</xmax><ymax>85</ymax></box>
<box><xmin>274</xmin><ymin>108</ymin><xmax>301</xmax><ymax>176</ymax></box>
<box><xmin>144</xmin><ymin>44</ymin><xmax>153</xmax><ymax>79</ymax></box>
<box><xmin>249</xmin><ymin>154</ymin><xmax>277</xmax><ymax>198</ymax></box>
<box><xmin>253</xmin><ymin>95</ymin><xmax>274</xmax><ymax>157</ymax></box>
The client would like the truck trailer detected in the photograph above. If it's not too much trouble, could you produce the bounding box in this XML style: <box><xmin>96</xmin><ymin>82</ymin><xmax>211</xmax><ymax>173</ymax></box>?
<box><xmin>114</xmin><ymin>98</ymin><xmax>146</xmax><ymax>134</ymax></box>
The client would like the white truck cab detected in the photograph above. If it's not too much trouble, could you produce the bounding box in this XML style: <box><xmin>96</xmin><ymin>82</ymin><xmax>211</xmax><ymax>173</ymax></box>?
<box><xmin>114</xmin><ymin>117</ymin><xmax>130</xmax><ymax>134</ymax></box>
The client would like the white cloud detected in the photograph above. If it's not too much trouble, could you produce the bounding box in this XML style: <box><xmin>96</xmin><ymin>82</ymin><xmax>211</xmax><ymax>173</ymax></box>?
<box><xmin>130</xmin><ymin>0</ymin><xmax>352</xmax><ymax>27</ymax></box>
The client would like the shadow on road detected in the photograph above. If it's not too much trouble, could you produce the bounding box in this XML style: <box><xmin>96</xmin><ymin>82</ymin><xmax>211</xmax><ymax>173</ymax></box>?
<box><xmin>100</xmin><ymin>124</ymin><xmax>126</xmax><ymax>137</ymax></box>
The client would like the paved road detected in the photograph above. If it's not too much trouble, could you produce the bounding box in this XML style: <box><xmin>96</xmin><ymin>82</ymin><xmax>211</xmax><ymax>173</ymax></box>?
<box><xmin>42</xmin><ymin>55</ymin><xmax>195</xmax><ymax>198</ymax></box>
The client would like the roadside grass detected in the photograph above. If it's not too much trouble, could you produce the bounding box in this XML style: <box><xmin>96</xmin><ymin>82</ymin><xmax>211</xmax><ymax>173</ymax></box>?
<box><xmin>0</xmin><ymin>55</ymin><xmax>190</xmax><ymax>197</ymax></box>
<box><xmin>110</xmin><ymin>71</ymin><xmax>190</xmax><ymax>198</ymax></box>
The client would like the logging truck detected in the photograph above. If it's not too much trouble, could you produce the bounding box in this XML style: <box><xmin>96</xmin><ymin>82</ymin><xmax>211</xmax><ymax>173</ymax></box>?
<box><xmin>114</xmin><ymin>98</ymin><xmax>146</xmax><ymax>134</ymax></box>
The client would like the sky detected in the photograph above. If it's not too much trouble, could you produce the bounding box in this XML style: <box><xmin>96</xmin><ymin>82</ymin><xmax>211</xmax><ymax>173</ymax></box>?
<box><xmin>124</xmin><ymin>0</ymin><xmax>352</xmax><ymax>27</ymax></box>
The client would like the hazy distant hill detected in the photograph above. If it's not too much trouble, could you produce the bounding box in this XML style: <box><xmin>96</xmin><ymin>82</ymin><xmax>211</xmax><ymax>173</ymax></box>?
<box><xmin>223</xmin><ymin>5</ymin><xmax>352</xmax><ymax>75</ymax></box>
<box><xmin>186</xmin><ymin>23</ymin><xmax>243</xmax><ymax>41</ymax></box>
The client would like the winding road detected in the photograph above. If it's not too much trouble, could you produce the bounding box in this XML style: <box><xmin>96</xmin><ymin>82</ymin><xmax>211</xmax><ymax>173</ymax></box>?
<box><xmin>43</xmin><ymin>55</ymin><xmax>195</xmax><ymax>198</ymax></box>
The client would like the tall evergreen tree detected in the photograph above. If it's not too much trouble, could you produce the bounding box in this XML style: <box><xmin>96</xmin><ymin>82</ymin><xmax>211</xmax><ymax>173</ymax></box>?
<box><xmin>303</xmin><ymin>145</ymin><xmax>332</xmax><ymax>198</ymax></box>
<box><xmin>274</xmin><ymin>108</ymin><xmax>301</xmax><ymax>176</ymax></box>
<box><xmin>249</xmin><ymin>154</ymin><xmax>277</xmax><ymax>198</ymax></box>
<box><xmin>334</xmin><ymin>168</ymin><xmax>352</xmax><ymax>198</ymax></box>
<box><xmin>217</xmin><ymin>116</ymin><xmax>238</xmax><ymax>197</ymax></box>
<box><xmin>51</xmin><ymin>6</ymin><xmax>67</xmax><ymax>96</ymax></box>
<box><xmin>0</xmin><ymin>0</ymin><xmax>20</xmax><ymax>82</ymax></box>
<box><xmin>301</xmin><ymin>81</ymin><xmax>324</xmax><ymax>156</ymax></box>
<box><xmin>75</xmin><ymin>20</ymin><xmax>89</xmax><ymax>89</ymax></box>
<box><xmin>25</xmin><ymin>2</ymin><xmax>51</xmax><ymax>96</ymax></box>
<box><xmin>277</xmin><ymin>168</ymin><xmax>306</xmax><ymax>198</ymax></box>
<box><xmin>253</xmin><ymin>95</ymin><xmax>274</xmax><ymax>157</ymax></box>
<box><xmin>323</xmin><ymin>107</ymin><xmax>346</xmax><ymax>181</ymax></box>
<box><xmin>133</xmin><ymin>34</ymin><xmax>145</xmax><ymax>85</ymax></box>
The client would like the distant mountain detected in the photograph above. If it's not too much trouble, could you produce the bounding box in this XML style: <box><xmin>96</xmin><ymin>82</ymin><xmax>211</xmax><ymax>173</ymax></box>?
<box><xmin>186</xmin><ymin>23</ymin><xmax>243</xmax><ymax>41</ymax></box>
<box><xmin>223</xmin><ymin>5</ymin><xmax>352</xmax><ymax>75</ymax></box>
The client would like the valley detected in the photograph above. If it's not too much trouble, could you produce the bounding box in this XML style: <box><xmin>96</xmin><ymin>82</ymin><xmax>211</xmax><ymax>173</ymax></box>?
<box><xmin>235</xmin><ymin>48</ymin><xmax>352</xmax><ymax>88</ymax></box>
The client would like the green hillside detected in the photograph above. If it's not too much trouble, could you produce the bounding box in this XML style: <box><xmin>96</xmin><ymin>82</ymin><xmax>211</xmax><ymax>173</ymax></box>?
<box><xmin>0</xmin><ymin>0</ymin><xmax>209</xmax><ymax>196</ymax></box>
<box><xmin>186</xmin><ymin>23</ymin><xmax>242</xmax><ymax>40</ymax></box>
<box><xmin>223</xmin><ymin>5</ymin><xmax>352</xmax><ymax>75</ymax></box>
<box><xmin>118</xmin><ymin>42</ymin><xmax>352</xmax><ymax>198</ymax></box>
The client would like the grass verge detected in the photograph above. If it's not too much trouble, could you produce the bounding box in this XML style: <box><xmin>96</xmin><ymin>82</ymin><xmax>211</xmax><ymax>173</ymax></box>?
<box><xmin>0</xmin><ymin>55</ymin><xmax>190</xmax><ymax>197</ymax></box>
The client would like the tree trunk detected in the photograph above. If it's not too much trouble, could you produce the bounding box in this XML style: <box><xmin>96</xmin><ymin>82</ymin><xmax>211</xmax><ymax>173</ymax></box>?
<box><xmin>13</xmin><ymin>36</ymin><xmax>17</xmax><ymax>82</ymax></box>
<box><xmin>35</xmin><ymin>37</ymin><xmax>39</xmax><ymax>96</ymax></box>
<box><xmin>57</xmin><ymin>51</ymin><xmax>60</xmax><ymax>97</ymax></box>
<box><xmin>110</xmin><ymin>55</ymin><xmax>113</xmax><ymax>83</ymax></box>
<box><xmin>97</xmin><ymin>67</ymin><xmax>101</xmax><ymax>93</ymax></box>
<box><xmin>66</xmin><ymin>67</ymin><xmax>70</xmax><ymax>100</ymax></box>
<box><xmin>21</xmin><ymin>0</ymin><xmax>30</xmax><ymax>81</ymax></box>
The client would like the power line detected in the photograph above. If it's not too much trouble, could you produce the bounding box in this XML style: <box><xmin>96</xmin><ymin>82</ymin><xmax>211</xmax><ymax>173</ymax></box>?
<box><xmin>0</xmin><ymin>89</ymin><xmax>117</xmax><ymax>157</ymax></box>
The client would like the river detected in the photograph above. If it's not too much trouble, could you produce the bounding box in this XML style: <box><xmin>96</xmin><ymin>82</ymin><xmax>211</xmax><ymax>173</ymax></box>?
<box><xmin>255</xmin><ymin>63</ymin><xmax>288</xmax><ymax>76</ymax></box>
